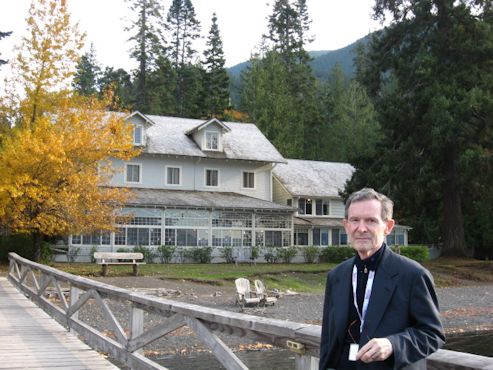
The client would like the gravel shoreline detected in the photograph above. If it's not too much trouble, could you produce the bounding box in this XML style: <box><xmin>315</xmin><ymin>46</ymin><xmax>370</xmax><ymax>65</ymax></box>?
<box><xmin>70</xmin><ymin>276</ymin><xmax>493</xmax><ymax>368</ymax></box>
<box><xmin>86</xmin><ymin>276</ymin><xmax>493</xmax><ymax>339</ymax></box>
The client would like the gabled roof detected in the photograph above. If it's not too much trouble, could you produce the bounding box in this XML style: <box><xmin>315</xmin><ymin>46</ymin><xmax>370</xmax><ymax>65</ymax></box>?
<box><xmin>142</xmin><ymin>115</ymin><xmax>286</xmax><ymax>163</ymax></box>
<box><xmin>273</xmin><ymin>159</ymin><xmax>355</xmax><ymax>198</ymax></box>
<box><xmin>125</xmin><ymin>111</ymin><xmax>156</xmax><ymax>127</ymax></box>
<box><xmin>185</xmin><ymin>117</ymin><xmax>231</xmax><ymax>135</ymax></box>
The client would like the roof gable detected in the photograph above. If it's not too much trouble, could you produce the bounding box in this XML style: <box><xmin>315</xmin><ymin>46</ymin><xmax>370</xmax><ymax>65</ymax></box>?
<box><xmin>125</xmin><ymin>111</ymin><xmax>155</xmax><ymax>127</ymax></box>
<box><xmin>273</xmin><ymin>159</ymin><xmax>354</xmax><ymax>198</ymax></box>
<box><xmin>185</xmin><ymin>117</ymin><xmax>230</xmax><ymax>135</ymax></box>
<box><xmin>142</xmin><ymin>115</ymin><xmax>286</xmax><ymax>163</ymax></box>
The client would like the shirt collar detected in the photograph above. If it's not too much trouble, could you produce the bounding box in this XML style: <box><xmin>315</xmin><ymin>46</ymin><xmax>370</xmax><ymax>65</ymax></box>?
<box><xmin>355</xmin><ymin>243</ymin><xmax>386</xmax><ymax>272</ymax></box>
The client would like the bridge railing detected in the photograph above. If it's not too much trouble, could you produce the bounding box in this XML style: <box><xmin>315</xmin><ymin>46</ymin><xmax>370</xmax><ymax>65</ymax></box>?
<box><xmin>8</xmin><ymin>252</ymin><xmax>320</xmax><ymax>370</ymax></box>
<box><xmin>8</xmin><ymin>252</ymin><xmax>493</xmax><ymax>370</ymax></box>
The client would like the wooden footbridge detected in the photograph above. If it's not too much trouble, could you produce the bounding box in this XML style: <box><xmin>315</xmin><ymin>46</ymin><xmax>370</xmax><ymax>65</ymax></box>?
<box><xmin>0</xmin><ymin>276</ymin><xmax>118</xmax><ymax>369</ymax></box>
<box><xmin>5</xmin><ymin>252</ymin><xmax>493</xmax><ymax>370</ymax></box>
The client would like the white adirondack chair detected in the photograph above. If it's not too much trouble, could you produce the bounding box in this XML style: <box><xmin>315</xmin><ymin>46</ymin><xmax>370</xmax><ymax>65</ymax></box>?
<box><xmin>235</xmin><ymin>278</ymin><xmax>260</xmax><ymax>309</ymax></box>
<box><xmin>254</xmin><ymin>279</ymin><xmax>277</xmax><ymax>306</ymax></box>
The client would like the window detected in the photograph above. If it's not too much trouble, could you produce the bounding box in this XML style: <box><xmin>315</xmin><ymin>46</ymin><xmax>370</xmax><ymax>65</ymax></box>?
<box><xmin>242</xmin><ymin>171</ymin><xmax>255</xmax><ymax>189</ymax></box>
<box><xmin>166</xmin><ymin>166</ymin><xmax>181</xmax><ymax>185</ymax></box>
<box><xmin>125</xmin><ymin>163</ymin><xmax>141</xmax><ymax>183</ymax></box>
<box><xmin>316</xmin><ymin>199</ymin><xmax>330</xmax><ymax>216</ymax></box>
<box><xmin>295</xmin><ymin>229</ymin><xmax>309</xmax><ymax>245</ymax></box>
<box><xmin>298</xmin><ymin>198</ymin><xmax>312</xmax><ymax>215</ymax></box>
<box><xmin>133</xmin><ymin>125</ymin><xmax>143</xmax><ymax>145</ymax></box>
<box><xmin>205</xmin><ymin>169</ymin><xmax>219</xmax><ymax>187</ymax></box>
<box><xmin>205</xmin><ymin>131</ymin><xmax>219</xmax><ymax>150</ymax></box>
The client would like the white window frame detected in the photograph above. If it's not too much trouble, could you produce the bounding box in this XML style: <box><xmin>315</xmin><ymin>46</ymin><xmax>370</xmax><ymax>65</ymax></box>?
<box><xmin>133</xmin><ymin>124</ymin><xmax>144</xmax><ymax>146</ymax></box>
<box><xmin>125</xmin><ymin>163</ymin><xmax>142</xmax><ymax>184</ymax></box>
<box><xmin>165</xmin><ymin>166</ymin><xmax>182</xmax><ymax>186</ymax></box>
<box><xmin>241</xmin><ymin>171</ymin><xmax>255</xmax><ymax>189</ymax></box>
<box><xmin>204</xmin><ymin>168</ymin><xmax>219</xmax><ymax>188</ymax></box>
<box><xmin>204</xmin><ymin>131</ymin><xmax>220</xmax><ymax>151</ymax></box>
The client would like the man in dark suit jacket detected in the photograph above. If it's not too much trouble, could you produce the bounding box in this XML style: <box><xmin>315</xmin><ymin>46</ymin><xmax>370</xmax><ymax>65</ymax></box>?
<box><xmin>320</xmin><ymin>188</ymin><xmax>444</xmax><ymax>370</ymax></box>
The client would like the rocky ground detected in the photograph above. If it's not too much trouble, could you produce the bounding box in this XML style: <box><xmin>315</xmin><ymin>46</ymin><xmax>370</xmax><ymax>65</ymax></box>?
<box><xmin>37</xmin><ymin>274</ymin><xmax>493</xmax><ymax>369</ymax></box>
<box><xmin>90</xmin><ymin>275</ymin><xmax>493</xmax><ymax>337</ymax></box>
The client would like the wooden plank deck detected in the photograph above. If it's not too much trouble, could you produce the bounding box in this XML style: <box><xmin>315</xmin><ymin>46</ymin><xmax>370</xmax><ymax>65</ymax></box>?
<box><xmin>0</xmin><ymin>277</ymin><xmax>120</xmax><ymax>370</ymax></box>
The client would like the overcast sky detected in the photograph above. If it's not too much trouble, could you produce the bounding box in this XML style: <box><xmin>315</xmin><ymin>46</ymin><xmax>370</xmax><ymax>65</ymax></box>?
<box><xmin>1</xmin><ymin>0</ymin><xmax>382</xmax><ymax>73</ymax></box>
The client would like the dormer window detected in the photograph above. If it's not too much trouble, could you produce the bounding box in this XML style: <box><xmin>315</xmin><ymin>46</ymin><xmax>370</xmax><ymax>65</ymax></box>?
<box><xmin>205</xmin><ymin>131</ymin><xmax>219</xmax><ymax>150</ymax></box>
<box><xmin>133</xmin><ymin>125</ymin><xmax>144</xmax><ymax>146</ymax></box>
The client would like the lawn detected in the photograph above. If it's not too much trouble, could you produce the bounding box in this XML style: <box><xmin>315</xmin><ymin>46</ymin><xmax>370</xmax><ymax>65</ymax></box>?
<box><xmin>1</xmin><ymin>257</ymin><xmax>492</xmax><ymax>293</ymax></box>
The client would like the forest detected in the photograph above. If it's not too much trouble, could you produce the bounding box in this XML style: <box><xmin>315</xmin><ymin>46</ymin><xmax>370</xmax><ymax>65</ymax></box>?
<box><xmin>1</xmin><ymin>0</ymin><xmax>492</xmax><ymax>258</ymax></box>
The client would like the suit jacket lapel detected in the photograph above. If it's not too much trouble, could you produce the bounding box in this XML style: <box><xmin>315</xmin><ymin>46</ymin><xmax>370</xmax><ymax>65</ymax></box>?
<box><xmin>332</xmin><ymin>259</ymin><xmax>354</xmax><ymax>343</ymax></box>
<box><xmin>364</xmin><ymin>248</ymin><xmax>399</xmax><ymax>339</ymax></box>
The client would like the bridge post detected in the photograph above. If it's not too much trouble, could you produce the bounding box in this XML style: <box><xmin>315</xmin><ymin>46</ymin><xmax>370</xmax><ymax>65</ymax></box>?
<box><xmin>130</xmin><ymin>306</ymin><xmax>144</xmax><ymax>354</ymax></box>
<box><xmin>69</xmin><ymin>286</ymin><xmax>80</xmax><ymax>333</ymax></box>
<box><xmin>295</xmin><ymin>354</ymin><xmax>319</xmax><ymax>370</ymax></box>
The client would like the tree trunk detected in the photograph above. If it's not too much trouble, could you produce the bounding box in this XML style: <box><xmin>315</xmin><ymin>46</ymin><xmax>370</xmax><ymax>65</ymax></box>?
<box><xmin>441</xmin><ymin>148</ymin><xmax>466</xmax><ymax>256</ymax></box>
<box><xmin>32</xmin><ymin>231</ymin><xmax>43</xmax><ymax>262</ymax></box>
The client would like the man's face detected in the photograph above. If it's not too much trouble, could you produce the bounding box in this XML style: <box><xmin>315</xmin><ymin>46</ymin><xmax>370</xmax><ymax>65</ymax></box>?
<box><xmin>343</xmin><ymin>199</ymin><xmax>395</xmax><ymax>259</ymax></box>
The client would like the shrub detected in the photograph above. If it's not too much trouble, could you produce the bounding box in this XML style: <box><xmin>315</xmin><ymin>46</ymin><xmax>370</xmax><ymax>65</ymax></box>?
<box><xmin>67</xmin><ymin>246</ymin><xmax>80</xmax><ymax>262</ymax></box>
<box><xmin>276</xmin><ymin>246</ymin><xmax>298</xmax><ymax>263</ymax></box>
<box><xmin>392</xmin><ymin>245</ymin><xmax>429</xmax><ymax>263</ymax></box>
<box><xmin>187</xmin><ymin>246</ymin><xmax>213</xmax><ymax>263</ymax></box>
<box><xmin>320</xmin><ymin>246</ymin><xmax>355</xmax><ymax>263</ymax></box>
<box><xmin>0</xmin><ymin>234</ymin><xmax>34</xmax><ymax>262</ymax></box>
<box><xmin>264</xmin><ymin>249</ymin><xmax>279</xmax><ymax>263</ymax></box>
<box><xmin>303</xmin><ymin>246</ymin><xmax>321</xmax><ymax>263</ymax></box>
<box><xmin>89</xmin><ymin>245</ymin><xmax>98</xmax><ymax>263</ymax></box>
<box><xmin>40</xmin><ymin>242</ymin><xmax>54</xmax><ymax>263</ymax></box>
<box><xmin>251</xmin><ymin>246</ymin><xmax>260</xmax><ymax>260</ymax></box>
<box><xmin>133</xmin><ymin>245</ymin><xmax>156</xmax><ymax>263</ymax></box>
<box><xmin>220</xmin><ymin>246</ymin><xmax>234</xmax><ymax>263</ymax></box>
<box><xmin>158</xmin><ymin>245</ymin><xmax>176</xmax><ymax>263</ymax></box>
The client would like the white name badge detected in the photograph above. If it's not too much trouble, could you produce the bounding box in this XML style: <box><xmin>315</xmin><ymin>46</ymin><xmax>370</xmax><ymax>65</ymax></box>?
<box><xmin>349</xmin><ymin>343</ymin><xmax>359</xmax><ymax>361</ymax></box>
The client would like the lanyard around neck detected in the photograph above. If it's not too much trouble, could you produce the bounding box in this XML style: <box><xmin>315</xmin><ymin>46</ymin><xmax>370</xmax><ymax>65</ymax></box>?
<box><xmin>351</xmin><ymin>264</ymin><xmax>375</xmax><ymax>333</ymax></box>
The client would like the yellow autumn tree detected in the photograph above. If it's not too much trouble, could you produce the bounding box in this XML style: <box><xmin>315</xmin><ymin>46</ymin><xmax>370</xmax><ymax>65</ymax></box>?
<box><xmin>0</xmin><ymin>0</ymin><xmax>139</xmax><ymax>261</ymax></box>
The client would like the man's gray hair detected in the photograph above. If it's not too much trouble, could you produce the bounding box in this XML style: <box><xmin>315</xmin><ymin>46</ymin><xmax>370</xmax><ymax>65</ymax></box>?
<box><xmin>344</xmin><ymin>188</ymin><xmax>394</xmax><ymax>221</ymax></box>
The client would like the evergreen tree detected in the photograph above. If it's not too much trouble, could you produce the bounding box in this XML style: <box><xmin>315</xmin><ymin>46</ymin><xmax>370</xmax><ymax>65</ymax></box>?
<box><xmin>348</xmin><ymin>0</ymin><xmax>493</xmax><ymax>256</ymax></box>
<box><xmin>322</xmin><ymin>64</ymin><xmax>380</xmax><ymax>162</ymax></box>
<box><xmin>145</xmin><ymin>55</ymin><xmax>176</xmax><ymax>115</ymax></box>
<box><xmin>99</xmin><ymin>67</ymin><xmax>134</xmax><ymax>110</ymax></box>
<box><xmin>202</xmin><ymin>13</ymin><xmax>230</xmax><ymax>118</ymax></box>
<box><xmin>0</xmin><ymin>31</ymin><xmax>12</xmax><ymax>67</ymax></box>
<box><xmin>125</xmin><ymin>0</ymin><xmax>166</xmax><ymax>112</ymax></box>
<box><xmin>73</xmin><ymin>44</ymin><xmax>100</xmax><ymax>96</ymax></box>
<box><xmin>243</xmin><ymin>0</ymin><xmax>320</xmax><ymax>159</ymax></box>
<box><xmin>242</xmin><ymin>50</ymin><xmax>304</xmax><ymax>158</ymax></box>
<box><xmin>165</xmin><ymin>0</ymin><xmax>202</xmax><ymax>117</ymax></box>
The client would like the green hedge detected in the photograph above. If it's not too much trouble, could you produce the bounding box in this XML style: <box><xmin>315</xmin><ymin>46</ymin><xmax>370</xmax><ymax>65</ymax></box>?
<box><xmin>320</xmin><ymin>246</ymin><xmax>355</xmax><ymax>263</ymax></box>
<box><xmin>391</xmin><ymin>245</ymin><xmax>429</xmax><ymax>262</ymax></box>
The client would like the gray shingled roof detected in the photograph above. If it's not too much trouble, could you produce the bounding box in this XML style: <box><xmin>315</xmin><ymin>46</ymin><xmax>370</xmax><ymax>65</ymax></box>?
<box><xmin>273</xmin><ymin>159</ymin><xmax>355</xmax><ymax>198</ymax></box>
<box><xmin>294</xmin><ymin>217</ymin><xmax>344</xmax><ymax>227</ymax></box>
<box><xmin>141</xmin><ymin>115</ymin><xmax>286</xmax><ymax>163</ymax></box>
<box><xmin>125</xmin><ymin>188</ymin><xmax>294</xmax><ymax>211</ymax></box>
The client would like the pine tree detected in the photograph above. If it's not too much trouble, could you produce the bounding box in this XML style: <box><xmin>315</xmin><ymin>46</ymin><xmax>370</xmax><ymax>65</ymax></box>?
<box><xmin>349</xmin><ymin>0</ymin><xmax>493</xmax><ymax>256</ymax></box>
<box><xmin>73</xmin><ymin>44</ymin><xmax>101</xmax><ymax>96</ymax></box>
<box><xmin>165</xmin><ymin>0</ymin><xmax>202</xmax><ymax>117</ymax></box>
<box><xmin>243</xmin><ymin>0</ymin><xmax>320</xmax><ymax>159</ymax></box>
<box><xmin>322</xmin><ymin>64</ymin><xmax>380</xmax><ymax>162</ymax></box>
<box><xmin>202</xmin><ymin>13</ymin><xmax>230</xmax><ymax>118</ymax></box>
<box><xmin>125</xmin><ymin>0</ymin><xmax>166</xmax><ymax>112</ymax></box>
<box><xmin>99</xmin><ymin>67</ymin><xmax>134</xmax><ymax>110</ymax></box>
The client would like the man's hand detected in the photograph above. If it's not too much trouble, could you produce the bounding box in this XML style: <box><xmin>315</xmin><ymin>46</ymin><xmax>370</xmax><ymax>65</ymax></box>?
<box><xmin>356</xmin><ymin>338</ymin><xmax>393</xmax><ymax>363</ymax></box>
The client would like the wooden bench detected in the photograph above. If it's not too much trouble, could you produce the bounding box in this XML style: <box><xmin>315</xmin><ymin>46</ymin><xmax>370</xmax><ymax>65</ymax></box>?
<box><xmin>93</xmin><ymin>252</ymin><xmax>145</xmax><ymax>276</ymax></box>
